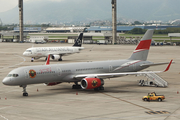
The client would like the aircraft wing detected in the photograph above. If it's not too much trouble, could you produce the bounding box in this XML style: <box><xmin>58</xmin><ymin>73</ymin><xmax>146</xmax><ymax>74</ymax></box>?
<box><xmin>74</xmin><ymin>60</ymin><xmax>173</xmax><ymax>79</ymax></box>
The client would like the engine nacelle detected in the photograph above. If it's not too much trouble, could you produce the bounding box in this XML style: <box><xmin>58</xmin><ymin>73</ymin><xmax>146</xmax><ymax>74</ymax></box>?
<box><xmin>81</xmin><ymin>78</ymin><xmax>104</xmax><ymax>89</ymax></box>
<box><xmin>44</xmin><ymin>82</ymin><xmax>61</xmax><ymax>86</ymax></box>
<box><xmin>51</xmin><ymin>55</ymin><xmax>60</xmax><ymax>60</ymax></box>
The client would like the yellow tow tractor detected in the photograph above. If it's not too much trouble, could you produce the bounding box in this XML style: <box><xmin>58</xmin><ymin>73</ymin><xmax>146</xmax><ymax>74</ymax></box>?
<box><xmin>142</xmin><ymin>92</ymin><xmax>165</xmax><ymax>102</ymax></box>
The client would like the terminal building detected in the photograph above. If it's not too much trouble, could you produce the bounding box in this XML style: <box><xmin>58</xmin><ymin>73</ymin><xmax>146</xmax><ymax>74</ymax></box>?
<box><xmin>14</xmin><ymin>27</ymin><xmax>42</xmax><ymax>33</ymax></box>
<box><xmin>87</xmin><ymin>25</ymin><xmax>180</xmax><ymax>33</ymax></box>
<box><xmin>45</xmin><ymin>27</ymin><xmax>86</xmax><ymax>33</ymax></box>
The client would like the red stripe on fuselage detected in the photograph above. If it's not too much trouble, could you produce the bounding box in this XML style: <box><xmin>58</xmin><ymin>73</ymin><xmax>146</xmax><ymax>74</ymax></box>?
<box><xmin>135</xmin><ymin>39</ymin><xmax>151</xmax><ymax>50</ymax></box>
<box><xmin>133</xmin><ymin>49</ymin><xmax>148</xmax><ymax>53</ymax></box>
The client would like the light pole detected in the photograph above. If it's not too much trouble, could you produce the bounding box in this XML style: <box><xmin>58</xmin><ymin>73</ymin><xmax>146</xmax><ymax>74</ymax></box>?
<box><xmin>112</xmin><ymin>0</ymin><xmax>117</xmax><ymax>45</ymax></box>
<box><xmin>19</xmin><ymin>0</ymin><xmax>23</xmax><ymax>42</ymax></box>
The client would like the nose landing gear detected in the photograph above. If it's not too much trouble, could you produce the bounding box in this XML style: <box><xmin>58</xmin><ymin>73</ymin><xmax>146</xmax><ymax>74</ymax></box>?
<box><xmin>20</xmin><ymin>85</ymin><xmax>28</xmax><ymax>96</ymax></box>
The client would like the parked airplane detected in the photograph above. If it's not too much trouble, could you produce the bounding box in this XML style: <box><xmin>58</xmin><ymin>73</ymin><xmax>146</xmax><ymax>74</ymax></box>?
<box><xmin>23</xmin><ymin>33</ymin><xmax>84</xmax><ymax>62</ymax></box>
<box><xmin>3</xmin><ymin>30</ymin><xmax>173</xmax><ymax>96</ymax></box>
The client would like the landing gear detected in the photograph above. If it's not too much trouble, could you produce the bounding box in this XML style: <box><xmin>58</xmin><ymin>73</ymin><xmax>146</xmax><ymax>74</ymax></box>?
<box><xmin>23</xmin><ymin>93</ymin><xmax>28</xmax><ymax>96</ymax></box>
<box><xmin>45</xmin><ymin>57</ymin><xmax>47</xmax><ymax>61</ymax></box>
<box><xmin>94</xmin><ymin>85</ymin><xmax>104</xmax><ymax>91</ymax></box>
<box><xmin>58</xmin><ymin>58</ymin><xmax>62</xmax><ymax>61</ymax></box>
<box><xmin>20</xmin><ymin>85</ymin><xmax>28</xmax><ymax>96</ymax></box>
<box><xmin>72</xmin><ymin>82</ymin><xmax>82</xmax><ymax>89</ymax></box>
<box><xmin>58</xmin><ymin>55</ymin><xmax>62</xmax><ymax>61</ymax></box>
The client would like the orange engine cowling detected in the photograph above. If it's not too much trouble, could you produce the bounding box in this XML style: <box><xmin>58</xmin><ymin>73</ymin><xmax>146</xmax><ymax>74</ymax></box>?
<box><xmin>81</xmin><ymin>78</ymin><xmax>104</xmax><ymax>89</ymax></box>
<box><xmin>44</xmin><ymin>82</ymin><xmax>62</xmax><ymax>86</ymax></box>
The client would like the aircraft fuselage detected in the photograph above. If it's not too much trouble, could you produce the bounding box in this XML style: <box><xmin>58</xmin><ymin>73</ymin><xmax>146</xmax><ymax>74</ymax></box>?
<box><xmin>3</xmin><ymin>59</ymin><xmax>152</xmax><ymax>86</ymax></box>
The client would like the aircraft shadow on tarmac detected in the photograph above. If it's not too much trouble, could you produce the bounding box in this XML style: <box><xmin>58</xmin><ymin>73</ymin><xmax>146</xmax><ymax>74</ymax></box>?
<box><xmin>20</xmin><ymin>83</ymin><xmax>146</xmax><ymax>98</ymax></box>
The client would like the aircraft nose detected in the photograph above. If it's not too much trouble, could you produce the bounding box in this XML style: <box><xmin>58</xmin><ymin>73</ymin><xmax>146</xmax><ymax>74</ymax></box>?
<box><xmin>23</xmin><ymin>52</ymin><xmax>26</xmax><ymax>56</ymax></box>
<box><xmin>2</xmin><ymin>78</ymin><xmax>11</xmax><ymax>85</ymax></box>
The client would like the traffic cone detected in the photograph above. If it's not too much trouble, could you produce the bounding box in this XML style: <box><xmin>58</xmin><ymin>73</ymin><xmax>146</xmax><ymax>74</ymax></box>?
<box><xmin>76</xmin><ymin>92</ymin><xmax>78</xmax><ymax>95</ymax></box>
<box><xmin>5</xmin><ymin>97</ymin><xmax>7</xmax><ymax>100</ymax></box>
<box><xmin>37</xmin><ymin>89</ymin><xmax>39</xmax><ymax>92</ymax></box>
<box><xmin>177</xmin><ymin>91</ymin><xmax>179</xmax><ymax>94</ymax></box>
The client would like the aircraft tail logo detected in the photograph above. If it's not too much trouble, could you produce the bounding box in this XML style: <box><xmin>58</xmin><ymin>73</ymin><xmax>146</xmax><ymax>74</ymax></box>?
<box><xmin>73</xmin><ymin>33</ymin><xmax>83</xmax><ymax>47</ymax></box>
<box><xmin>129</xmin><ymin>29</ymin><xmax>154</xmax><ymax>61</ymax></box>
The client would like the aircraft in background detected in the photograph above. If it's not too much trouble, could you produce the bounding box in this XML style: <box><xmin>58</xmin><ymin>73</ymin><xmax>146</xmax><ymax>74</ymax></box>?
<box><xmin>23</xmin><ymin>33</ymin><xmax>84</xmax><ymax>62</ymax></box>
<box><xmin>3</xmin><ymin>30</ymin><xmax>173</xmax><ymax>96</ymax></box>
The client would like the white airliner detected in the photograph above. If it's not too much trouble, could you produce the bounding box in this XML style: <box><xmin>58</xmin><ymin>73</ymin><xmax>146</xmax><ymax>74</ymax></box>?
<box><xmin>23</xmin><ymin>33</ymin><xmax>84</xmax><ymax>62</ymax></box>
<box><xmin>3</xmin><ymin>30</ymin><xmax>173</xmax><ymax>96</ymax></box>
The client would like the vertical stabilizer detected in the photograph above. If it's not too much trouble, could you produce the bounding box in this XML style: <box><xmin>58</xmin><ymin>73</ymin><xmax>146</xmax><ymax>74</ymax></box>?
<box><xmin>129</xmin><ymin>29</ymin><xmax>154</xmax><ymax>61</ymax></box>
<box><xmin>73</xmin><ymin>33</ymin><xmax>83</xmax><ymax>47</ymax></box>
<box><xmin>45</xmin><ymin>54</ymin><xmax>50</xmax><ymax>65</ymax></box>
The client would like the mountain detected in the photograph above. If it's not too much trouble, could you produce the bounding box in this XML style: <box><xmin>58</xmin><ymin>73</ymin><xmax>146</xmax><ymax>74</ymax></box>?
<box><xmin>0</xmin><ymin>0</ymin><xmax>180</xmax><ymax>24</ymax></box>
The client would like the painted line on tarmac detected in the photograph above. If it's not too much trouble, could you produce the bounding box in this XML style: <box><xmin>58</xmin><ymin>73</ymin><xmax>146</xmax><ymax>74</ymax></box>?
<box><xmin>164</xmin><ymin>105</ymin><xmax>180</xmax><ymax>120</ymax></box>
<box><xmin>101</xmin><ymin>92</ymin><xmax>153</xmax><ymax>111</ymax></box>
<box><xmin>0</xmin><ymin>115</ymin><xmax>9</xmax><ymax>120</ymax></box>
<box><xmin>0</xmin><ymin>55</ymin><xmax>26</xmax><ymax>71</ymax></box>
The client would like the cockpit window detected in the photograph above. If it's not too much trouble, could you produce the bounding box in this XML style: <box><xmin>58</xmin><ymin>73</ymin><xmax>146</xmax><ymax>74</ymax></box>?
<box><xmin>7</xmin><ymin>74</ymin><xmax>19</xmax><ymax>77</ymax></box>
<box><xmin>26</xmin><ymin>50</ymin><xmax>32</xmax><ymax>52</ymax></box>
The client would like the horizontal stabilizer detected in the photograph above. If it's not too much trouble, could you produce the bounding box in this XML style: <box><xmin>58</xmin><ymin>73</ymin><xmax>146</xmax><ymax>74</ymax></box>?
<box><xmin>140</xmin><ymin>61</ymin><xmax>174</xmax><ymax>67</ymax></box>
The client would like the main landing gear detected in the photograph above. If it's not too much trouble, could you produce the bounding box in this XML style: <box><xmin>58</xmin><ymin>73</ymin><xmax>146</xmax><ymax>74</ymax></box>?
<box><xmin>72</xmin><ymin>82</ymin><xmax>82</xmax><ymax>89</ymax></box>
<box><xmin>20</xmin><ymin>85</ymin><xmax>28</xmax><ymax>96</ymax></box>
<box><xmin>58</xmin><ymin>55</ymin><xmax>62</xmax><ymax>61</ymax></box>
<box><xmin>94</xmin><ymin>85</ymin><xmax>104</xmax><ymax>91</ymax></box>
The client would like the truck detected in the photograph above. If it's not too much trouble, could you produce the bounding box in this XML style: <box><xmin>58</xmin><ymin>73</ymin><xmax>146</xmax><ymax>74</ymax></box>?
<box><xmin>142</xmin><ymin>92</ymin><xmax>165</xmax><ymax>102</ymax></box>
<box><xmin>97</xmin><ymin>40</ymin><xmax>108</xmax><ymax>45</ymax></box>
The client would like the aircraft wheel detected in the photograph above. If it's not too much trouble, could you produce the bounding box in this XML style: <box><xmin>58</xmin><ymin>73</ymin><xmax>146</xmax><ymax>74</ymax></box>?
<box><xmin>72</xmin><ymin>85</ymin><xmax>81</xmax><ymax>89</ymax></box>
<box><xmin>23</xmin><ymin>93</ymin><xmax>28</xmax><ymax>96</ymax></box>
<box><xmin>58</xmin><ymin>58</ymin><xmax>62</xmax><ymax>61</ymax></box>
<box><xmin>94</xmin><ymin>87</ymin><xmax>100</xmax><ymax>91</ymax></box>
<box><xmin>99</xmin><ymin>86</ymin><xmax>104</xmax><ymax>90</ymax></box>
<box><xmin>144</xmin><ymin>98</ymin><xmax>147</xmax><ymax>101</ymax></box>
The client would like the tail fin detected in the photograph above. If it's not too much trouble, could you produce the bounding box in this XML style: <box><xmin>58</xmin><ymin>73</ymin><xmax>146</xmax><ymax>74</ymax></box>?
<box><xmin>73</xmin><ymin>33</ymin><xmax>83</xmax><ymax>47</ymax></box>
<box><xmin>45</xmin><ymin>54</ymin><xmax>50</xmax><ymax>65</ymax></box>
<box><xmin>129</xmin><ymin>29</ymin><xmax>154</xmax><ymax>61</ymax></box>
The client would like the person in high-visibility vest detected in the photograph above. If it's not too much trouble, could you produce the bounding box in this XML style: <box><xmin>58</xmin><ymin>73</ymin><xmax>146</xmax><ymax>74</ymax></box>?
<box><xmin>147</xmin><ymin>93</ymin><xmax>150</xmax><ymax>102</ymax></box>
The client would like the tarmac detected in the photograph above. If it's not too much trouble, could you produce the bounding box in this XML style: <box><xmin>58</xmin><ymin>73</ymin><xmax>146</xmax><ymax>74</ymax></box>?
<box><xmin>0</xmin><ymin>43</ymin><xmax>179</xmax><ymax>120</ymax></box>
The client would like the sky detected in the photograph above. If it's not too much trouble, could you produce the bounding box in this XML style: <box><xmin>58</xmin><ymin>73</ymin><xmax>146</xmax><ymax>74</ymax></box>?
<box><xmin>0</xmin><ymin>0</ymin><xmax>28</xmax><ymax>12</ymax></box>
<box><xmin>0</xmin><ymin>0</ymin><xmax>63</xmax><ymax>13</ymax></box>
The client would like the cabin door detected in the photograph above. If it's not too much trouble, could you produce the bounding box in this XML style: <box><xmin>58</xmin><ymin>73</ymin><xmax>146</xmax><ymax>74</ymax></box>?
<box><xmin>24</xmin><ymin>69</ymin><xmax>29</xmax><ymax>79</ymax></box>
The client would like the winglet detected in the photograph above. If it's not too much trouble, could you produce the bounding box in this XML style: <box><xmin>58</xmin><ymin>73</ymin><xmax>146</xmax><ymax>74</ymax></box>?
<box><xmin>164</xmin><ymin>59</ymin><xmax>173</xmax><ymax>72</ymax></box>
<box><xmin>45</xmin><ymin>55</ymin><xmax>50</xmax><ymax>65</ymax></box>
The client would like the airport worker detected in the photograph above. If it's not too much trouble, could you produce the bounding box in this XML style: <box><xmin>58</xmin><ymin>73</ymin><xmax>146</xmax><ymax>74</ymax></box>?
<box><xmin>31</xmin><ymin>57</ymin><xmax>34</xmax><ymax>62</ymax></box>
<box><xmin>147</xmin><ymin>94</ymin><xmax>150</xmax><ymax>102</ymax></box>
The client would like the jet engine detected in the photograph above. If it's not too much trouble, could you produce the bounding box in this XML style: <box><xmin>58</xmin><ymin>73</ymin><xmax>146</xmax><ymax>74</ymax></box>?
<box><xmin>80</xmin><ymin>78</ymin><xmax>104</xmax><ymax>89</ymax></box>
<box><xmin>44</xmin><ymin>82</ymin><xmax>62</xmax><ymax>86</ymax></box>
<box><xmin>51</xmin><ymin>55</ymin><xmax>60</xmax><ymax>60</ymax></box>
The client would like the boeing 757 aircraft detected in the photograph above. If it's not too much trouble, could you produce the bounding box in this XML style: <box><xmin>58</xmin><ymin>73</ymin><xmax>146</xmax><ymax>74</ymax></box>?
<box><xmin>23</xmin><ymin>33</ymin><xmax>84</xmax><ymax>62</ymax></box>
<box><xmin>3</xmin><ymin>30</ymin><xmax>172</xmax><ymax>96</ymax></box>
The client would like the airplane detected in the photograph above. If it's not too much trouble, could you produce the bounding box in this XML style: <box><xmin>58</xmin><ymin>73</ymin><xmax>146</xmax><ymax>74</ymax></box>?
<box><xmin>2</xmin><ymin>29</ymin><xmax>173</xmax><ymax>96</ymax></box>
<box><xmin>23</xmin><ymin>33</ymin><xmax>84</xmax><ymax>62</ymax></box>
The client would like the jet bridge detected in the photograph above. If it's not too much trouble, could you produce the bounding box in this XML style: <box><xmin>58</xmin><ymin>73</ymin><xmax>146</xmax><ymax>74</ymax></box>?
<box><xmin>138</xmin><ymin>72</ymin><xmax>168</xmax><ymax>87</ymax></box>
